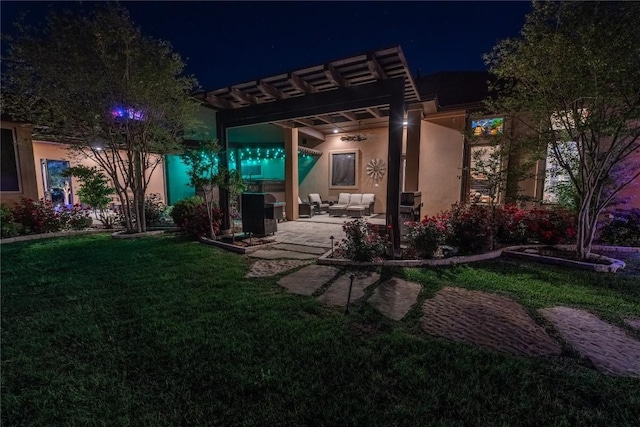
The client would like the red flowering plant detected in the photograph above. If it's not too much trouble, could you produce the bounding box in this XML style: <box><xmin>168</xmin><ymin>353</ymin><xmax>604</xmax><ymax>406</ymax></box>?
<box><xmin>11</xmin><ymin>198</ymin><xmax>65</xmax><ymax>234</ymax></box>
<box><xmin>494</xmin><ymin>204</ymin><xmax>529</xmax><ymax>245</ymax></box>
<box><xmin>445</xmin><ymin>203</ymin><xmax>493</xmax><ymax>255</ymax></box>
<box><xmin>523</xmin><ymin>207</ymin><xmax>577</xmax><ymax>244</ymax></box>
<box><xmin>183</xmin><ymin>203</ymin><xmax>223</xmax><ymax>238</ymax></box>
<box><xmin>336</xmin><ymin>218</ymin><xmax>388</xmax><ymax>262</ymax></box>
<box><xmin>404</xmin><ymin>215</ymin><xmax>448</xmax><ymax>259</ymax></box>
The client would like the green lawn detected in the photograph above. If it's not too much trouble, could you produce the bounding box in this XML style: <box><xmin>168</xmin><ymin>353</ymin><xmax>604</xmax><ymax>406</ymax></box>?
<box><xmin>2</xmin><ymin>235</ymin><xmax>639</xmax><ymax>426</ymax></box>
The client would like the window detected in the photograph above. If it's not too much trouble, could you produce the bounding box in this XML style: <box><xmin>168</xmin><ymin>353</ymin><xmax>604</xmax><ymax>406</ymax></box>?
<box><xmin>471</xmin><ymin>117</ymin><xmax>504</xmax><ymax>137</ymax></box>
<box><xmin>543</xmin><ymin>141</ymin><xmax>578</xmax><ymax>203</ymax></box>
<box><xmin>330</xmin><ymin>150</ymin><xmax>359</xmax><ymax>189</ymax></box>
<box><xmin>468</xmin><ymin>145</ymin><xmax>500</xmax><ymax>204</ymax></box>
<box><xmin>242</xmin><ymin>163</ymin><xmax>262</xmax><ymax>178</ymax></box>
<box><xmin>1</xmin><ymin>128</ymin><xmax>20</xmax><ymax>192</ymax></box>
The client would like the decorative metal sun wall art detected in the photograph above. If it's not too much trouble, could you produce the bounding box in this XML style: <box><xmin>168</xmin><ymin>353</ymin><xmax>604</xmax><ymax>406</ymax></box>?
<box><xmin>366</xmin><ymin>158</ymin><xmax>386</xmax><ymax>180</ymax></box>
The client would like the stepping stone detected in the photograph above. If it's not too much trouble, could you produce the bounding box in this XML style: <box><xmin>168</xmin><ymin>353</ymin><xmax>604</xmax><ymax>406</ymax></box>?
<box><xmin>246</xmin><ymin>260</ymin><xmax>312</xmax><ymax>278</ymax></box>
<box><xmin>540</xmin><ymin>307</ymin><xmax>640</xmax><ymax>377</ymax></box>
<box><xmin>277</xmin><ymin>265</ymin><xmax>340</xmax><ymax>296</ymax></box>
<box><xmin>625</xmin><ymin>318</ymin><xmax>640</xmax><ymax>331</ymax></box>
<box><xmin>318</xmin><ymin>271</ymin><xmax>380</xmax><ymax>307</ymax></box>
<box><xmin>249</xmin><ymin>249</ymin><xmax>318</xmax><ymax>260</ymax></box>
<box><xmin>422</xmin><ymin>287</ymin><xmax>561</xmax><ymax>356</ymax></box>
<box><xmin>273</xmin><ymin>243</ymin><xmax>327</xmax><ymax>255</ymax></box>
<box><xmin>368</xmin><ymin>278</ymin><xmax>422</xmax><ymax>321</ymax></box>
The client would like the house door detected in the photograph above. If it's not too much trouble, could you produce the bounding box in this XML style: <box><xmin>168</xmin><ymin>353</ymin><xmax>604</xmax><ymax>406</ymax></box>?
<box><xmin>41</xmin><ymin>159</ymin><xmax>73</xmax><ymax>207</ymax></box>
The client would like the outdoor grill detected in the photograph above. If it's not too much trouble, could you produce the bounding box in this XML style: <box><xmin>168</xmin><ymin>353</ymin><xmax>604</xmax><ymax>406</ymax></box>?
<box><xmin>400</xmin><ymin>191</ymin><xmax>422</xmax><ymax>222</ymax></box>
<box><xmin>400</xmin><ymin>191</ymin><xmax>422</xmax><ymax>238</ymax></box>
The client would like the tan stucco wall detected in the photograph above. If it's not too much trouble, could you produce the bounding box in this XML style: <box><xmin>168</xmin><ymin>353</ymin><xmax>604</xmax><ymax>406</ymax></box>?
<box><xmin>418</xmin><ymin>120</ymin><xmax>464</xmax><ymax>216</ymax></box>
<box><xmin>299</xmin><ymin>127</ymin><xmax>389</xmax><ymax>214</ymax></box>
<box><xmin>0</xmin><ymin>121</ymin><xmax>39</xmax><ymax>206</ymax></box>
<box><xmin>32</xmin><ymin>141</ymin><xmax>166</xmax><ymax>204</ymax></box>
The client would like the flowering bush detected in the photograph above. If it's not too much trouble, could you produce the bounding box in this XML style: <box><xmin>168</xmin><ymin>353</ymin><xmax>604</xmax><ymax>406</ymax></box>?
<box><xmin>522</xmin><ymin>207</ymin><xmax>577</xmax><ymax>244</ymax></box>
<box><xmin>494</xmin><ymin>204</ymin><xmax>529</xmax><ymax>244</ymax></box>
<box><xmin>7</xmin><ymin>198</ymin><xmax>93</xmax><ymax>235</ymax></box>
<box><xmin>58</xmin><ymin>204</ymin><xmax>93</xmax><ymax>230</ymax></box>
<box><xmin>171</xmin><ymin>196</ymin><xmax>223</xmax><ymax>238</ymax></box>
<box><xmin>11</xmin><ymin>198</ymin><xmax>65</xmax><ymax>234</ymax></box>
<box><xmin>405</xmin><ymin>216</ymin><xmax>447</xmax><ymax>259</ymax></box>
<box><xmin>598</xmin><ymin>208</ymin><xmax>640</xmax><ymax>246</ymax></box>
<box><xmin>336</xmin><ymin>218</ymin><xmax>388</xmax><ymax>262</ymax></box>
<box><xmin>445</xmin><ymin>203</ymin><xmax>493</xmax><ymax>255</ymax></box>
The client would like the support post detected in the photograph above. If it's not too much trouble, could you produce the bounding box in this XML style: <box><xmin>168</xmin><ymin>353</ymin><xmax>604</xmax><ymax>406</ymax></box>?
<box><xmin>386</xmin><ymin>79</ymin><xmax>405</xmax><ymax>251</ymax></box>
<box><xmin>216</xmin><ymin>119</ymin><xmax>231</xmax><ymax>233</ymax></box>
<box><xmin>404</xmin><ymin>109</ymin><xmax>422</xmax><ymax>191</ymax></box>
<box><xmin>284</xmin><ymin>128</ymin><xmax>299</xmax><ymax>220</ymax></box>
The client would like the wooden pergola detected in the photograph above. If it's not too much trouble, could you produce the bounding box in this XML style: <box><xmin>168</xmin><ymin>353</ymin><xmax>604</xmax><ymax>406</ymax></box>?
<box><xmin>195</xmin><ymin>45</ymin><xmax>422</xmax><ymax>250</ymax></box>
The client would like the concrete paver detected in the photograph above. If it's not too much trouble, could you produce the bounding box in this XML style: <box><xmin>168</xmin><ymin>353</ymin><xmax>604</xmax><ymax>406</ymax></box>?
<box><xmin>540</xmin><ymin>306</ymin><xmax>640</xmax><ymax>377</ymax></box>
<box><xmin>422</xmin><ymin>287</ymin><xmax>561</xmax><ymax>356</ymax></box>
<box><xmin>246</xmin><ymin>260</ymin><xmax>312</xmax><ymax>278</ymax></box>
<box><xmin>624</xmin><ymin>318</ymin><xmax>640</xmax><ymax>331</ymax></box>
<box><xmin>272</xmin><ymin>243</ymin><xmax>327</xmax><ymax>255</ymax></box>
<box><xmin>368</xmin><ymin>278</ymin><xmax>422</xmax><ymax>321</ymax></box>
<box><xmin>249</xmin><ymin>249</ymin><xmax>318</xmax><ymax>260</ymax></box>
<box><xmin>318</xmin><ymin>271</ymin><xmax>380</xmax><ymax>307</ymax></box>
<box><xmin>277</xmin><ymin>264</ymin><xmax>340</xmax><ymax>296</ymax></box>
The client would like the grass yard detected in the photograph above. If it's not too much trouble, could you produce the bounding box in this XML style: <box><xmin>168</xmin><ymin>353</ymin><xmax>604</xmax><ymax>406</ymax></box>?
<box><xmin>2</xmin><ymin>234</ymin><xmax>639</xmax><ymax>426</ymax></box>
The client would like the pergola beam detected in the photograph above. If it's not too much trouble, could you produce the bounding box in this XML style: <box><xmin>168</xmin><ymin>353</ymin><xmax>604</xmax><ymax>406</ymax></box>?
<box><xmin>292</xmin><ymin>118</ymin><xmax>314</xmax><ymax>127</ymax></box>
<box><xmin>298</xmin><ymin>127</ymin><xmax>325</xmax><ymax>141</ymax></box>
<box><xmin>257</xmin><ymin>80</ymin><xmax>289</xmax><ymax>100</ymax></box>
<box><xmin>366</xmin><ymin>107</ymin><xmax>382</xmax><ymax>118</ymax></box>
<box><xmin>289</xmin><ymin>73</ymin><xmax>317</xmax><ymax>93</ymax></box>
<box><xmin>367</xmin><ymin>54</ymin><xmax>387</xmax><ymax>80</ymax></box>
<box><xmin>338</xmin><ymin>111</ymin><xmax>357</xmax><ymax>121</ymax></box>
<box><xmin>230</xmin><ymin>87</ymin><xmax>259</xmax><ymax>105</ymax></box>
<box><xmin>205</xmin><ymin>93</ymin><xmax>237</xmax><ymax>109</ymax></box>
<box><xmin>324</xmin><ymin>64</ymin><xmax>349</xmax><ymax>88</ymax></box>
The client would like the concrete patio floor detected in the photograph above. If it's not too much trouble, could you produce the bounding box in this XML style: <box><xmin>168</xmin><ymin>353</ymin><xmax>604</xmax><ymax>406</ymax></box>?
<box><xmin>270</xmin><ymin>213</ymin><xmax>386</xmax><ymax>249</ymax></box>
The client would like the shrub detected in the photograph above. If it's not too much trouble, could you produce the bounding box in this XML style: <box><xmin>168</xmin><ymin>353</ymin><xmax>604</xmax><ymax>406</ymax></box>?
<box><xmin>1</xmin><ymin>204</ymin><xmax>21</xmax><ymax>238</ymax></box>
<box><xmin>523</xmin><ymin>207</ymin><xmax>577</xmax><ymax>244</ymax></box>
<box><xmin>336</xmin><ymin>218</ymin><xmax>388</xmax><ymax>262</ymax></box>
<box><xmin>144</xmin><ymin>193</ymin><xmax>167</xmax><ymax>226</ymax></box>
<box><xmin>405</xmin><ymin>216</ymin><xmax>447</xmax><ymax>259</ymax></box>
<box><xmin>171</xmin><ymin>196</ymin><xmax>203</xmax><ymax>229</ymax></box>
<box><xmin>171</xmin><ymin>196</ymin><xmax>222</xmax><ymax>238</ymax></box>
<box><xmin>445</xmin><ymin>203</ymin><xmax>493</xmax><ymax>255</ymax></box>
<box><xmin>494</xmin><ymin>204</ymin><xmax>529</xmax><ymax>245</ymax></box>
<box><xmin>59</xmin><ymin>204</ymin><xmax>93</xmax><ymax>230</ymax></box>
<box><xmin>598</xmin><ymin>208</ymin><xmax>640</xmax><ymax>246</ymax></box>
<box><xmin>11</xmin><ymin>198</ymin><xmax>65</xmax><ymax>234</ymax></box>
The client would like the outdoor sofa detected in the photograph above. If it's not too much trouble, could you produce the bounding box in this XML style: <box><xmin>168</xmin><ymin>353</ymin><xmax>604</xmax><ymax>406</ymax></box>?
<box><xmin>328</xmin><ymin>193</ymin><xmax>375</xmax><ymax>217</ymax></box>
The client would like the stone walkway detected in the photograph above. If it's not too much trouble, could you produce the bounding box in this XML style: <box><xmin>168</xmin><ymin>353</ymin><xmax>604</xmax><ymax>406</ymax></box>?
<box><xmin>245</xmin><ymin>244</ymin><xmax>640</xmax><ymax>378</ymax></box>
<box><xmin>540</xmin><ymin>307</ymin><xmax>640</xmax><ymax>378</ymax></box>
<box><xmin>421</xmin><ymin>287</ymin><xmax>561</xmax><ymax>356</ymax></box>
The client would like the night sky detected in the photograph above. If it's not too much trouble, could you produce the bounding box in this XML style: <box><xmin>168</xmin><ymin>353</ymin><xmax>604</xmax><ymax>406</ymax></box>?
<box><xmin>1</xmin><ymin>1</ymin><xmax>532</xmax><ymax>91</ymax></box>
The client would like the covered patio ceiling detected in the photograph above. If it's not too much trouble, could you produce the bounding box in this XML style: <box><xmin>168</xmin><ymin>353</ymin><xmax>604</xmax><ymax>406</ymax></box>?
<box><xmin>195</xmin><ymin>45</ymin><xmax>421</xmax><ymax>139</ymax></box>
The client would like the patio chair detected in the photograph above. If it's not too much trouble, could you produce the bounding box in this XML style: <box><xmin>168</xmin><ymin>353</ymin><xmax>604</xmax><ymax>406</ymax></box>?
<box><xmin>308</xmin><ymin>193</ymin><xmax>330</xmax><ymax>214</ymax></box>
<box><xmin>328</xmin><ymin>192</ymin><xmax>351</xmax><ymax>216</ymax></box>
<box><xmin>298</xmin><ymin>197</ymin><xmax>314</xmax><ymax>218</ymax></box>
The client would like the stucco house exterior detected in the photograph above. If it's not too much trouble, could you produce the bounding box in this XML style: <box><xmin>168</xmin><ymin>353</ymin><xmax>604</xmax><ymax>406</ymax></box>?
<box><xmin>3</xmin><ymin>45</ymin><xmax>638</xmax><ymax>248</ymax></box>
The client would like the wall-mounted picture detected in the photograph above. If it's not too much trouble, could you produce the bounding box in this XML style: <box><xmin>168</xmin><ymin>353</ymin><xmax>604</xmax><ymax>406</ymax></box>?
<box><xmin>472</xmin><ymin>117</ymin><xmax>504</xmax><ymax>137</ymax></box>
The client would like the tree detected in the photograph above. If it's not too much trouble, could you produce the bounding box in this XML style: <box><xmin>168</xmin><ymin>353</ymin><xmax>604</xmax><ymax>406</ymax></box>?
<box><xmin>1</xmin><ymin>4</ymin><xmax>200</xmax><ymax>233</ymax></box>
<box><xmin>485</xmin><ymin>1</ymin><xmax>640</xmax><ymax>259</ymax></box>
<box><xmin>180</xmin><ymin>138</ymin><xmax>224</xmax><ymax>239</ymax></box>
<box><xmin>62</xmin><ymin>165</ymin><xmax>117</xmax><ymax>228</ymax></box>
<box><xmin>180</xmin><ymin>137</ymin><xmax>247</xmax><ymax>239</ymax></box>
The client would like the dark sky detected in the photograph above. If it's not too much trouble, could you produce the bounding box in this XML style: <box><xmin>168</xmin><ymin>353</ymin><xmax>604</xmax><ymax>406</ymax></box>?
<box><xmin>1</xmin><ymin>1</ymin><xmax>532</xmax><ymax>91</ymax></box>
